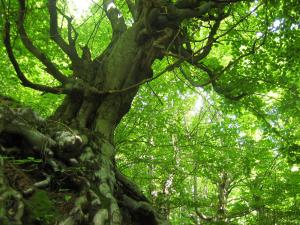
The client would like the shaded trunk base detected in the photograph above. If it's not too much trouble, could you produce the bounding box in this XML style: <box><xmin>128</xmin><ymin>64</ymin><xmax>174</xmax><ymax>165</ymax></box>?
<box><xmin>0</xmin><ymin>105</ymin><xmax>168</xmax><ymax>225</ymax></box>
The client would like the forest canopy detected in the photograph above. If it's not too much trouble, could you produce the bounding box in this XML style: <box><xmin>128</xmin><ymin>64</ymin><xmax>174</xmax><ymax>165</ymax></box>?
<box><xmin>0</xmin><ymin>0</ymin><xmax>299</xmax><ymax>224</ymax></box>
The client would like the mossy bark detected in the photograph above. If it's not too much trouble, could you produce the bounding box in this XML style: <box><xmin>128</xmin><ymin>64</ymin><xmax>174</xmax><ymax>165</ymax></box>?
<box><xmin>0</xmin><ymin>17</ymin><xmax>170</xmax><ymax>225</ymax></box>
<box><xmin>0</xmin><ymin>0</ymin><xmax>185</xmax><ymax>222</ymax></box>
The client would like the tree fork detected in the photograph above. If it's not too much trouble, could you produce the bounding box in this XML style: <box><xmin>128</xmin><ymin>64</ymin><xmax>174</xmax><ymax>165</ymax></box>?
<box><xmin>0</xmin><ymin>0</ymin><xmax>247</xmax><ymax>224</ymax></box>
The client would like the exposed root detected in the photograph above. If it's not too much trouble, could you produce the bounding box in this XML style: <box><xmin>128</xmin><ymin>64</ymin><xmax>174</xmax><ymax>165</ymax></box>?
<box><xmin>0</xmin><ymin>104</ymin><xmax>169</xmax><ymax>225</ymax></box>
<box><xmin>0</xmin><ymin>159</ymin><xmax>24</xmax><ymax>225</ymax></box>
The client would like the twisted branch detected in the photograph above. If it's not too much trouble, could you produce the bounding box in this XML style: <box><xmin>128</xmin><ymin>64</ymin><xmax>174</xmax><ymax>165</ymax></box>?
<box><xmin>3</xmin><ymin>20</ymin><xmax>64</xmax><ymax>94</ymax></box>
<box><xmin>17</xmin><ymin>0</ymin><xmax>68</xmax><ymax>83</ymax></box>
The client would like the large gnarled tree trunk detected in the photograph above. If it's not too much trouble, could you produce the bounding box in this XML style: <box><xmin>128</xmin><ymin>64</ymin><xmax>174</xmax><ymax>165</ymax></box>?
<box><xmin>0</xmin><ymin>0</ymin><xmax>248</xmax><ymax>224</ymax></box>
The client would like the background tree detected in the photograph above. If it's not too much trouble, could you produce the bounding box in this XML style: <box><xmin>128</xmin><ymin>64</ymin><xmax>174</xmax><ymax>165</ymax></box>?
<box><xmin>0</xmin><ymin>0</ymin><xmax>299</xmax><ymax>225</ymax></box>
<box><xmin>116</xmin><ymin>79</ymin><xmax>300</xmax><ymax>224</ymax></box>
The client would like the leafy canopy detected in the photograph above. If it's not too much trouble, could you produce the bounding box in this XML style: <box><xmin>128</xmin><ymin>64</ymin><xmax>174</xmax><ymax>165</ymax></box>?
<box><xmin>0</xmin><ymin>0</ymin><xmax>299</xmax><ymax>224</ymax></box>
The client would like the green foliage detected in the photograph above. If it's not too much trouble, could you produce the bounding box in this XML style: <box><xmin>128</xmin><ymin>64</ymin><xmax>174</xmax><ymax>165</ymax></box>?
<box><xmin>114</xmin><ymin>2</ymin><xmax>300</xmax><ymax>219</ymax></box>
<box><xmin>116</xmin><ymin>72</ymin><xmax>300</xmax><ymax>224</ymax></box>
<box><xmin>0</xmin><ymin>0</ymin><xmax>299</xmax><ymax>224</ymax></box>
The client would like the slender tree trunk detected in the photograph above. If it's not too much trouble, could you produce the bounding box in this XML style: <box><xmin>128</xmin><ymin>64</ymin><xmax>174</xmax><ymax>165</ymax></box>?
<box><xmin>216</xmin><ymin>171</ymin><xmax>231</xmax><ymax>224</ymax></box>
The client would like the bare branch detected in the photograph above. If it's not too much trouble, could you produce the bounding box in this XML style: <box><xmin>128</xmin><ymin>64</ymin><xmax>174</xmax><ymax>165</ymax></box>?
<box><xmin>146</xmin><ymin>83</ymin><xmax>164</xmax><ymax>105</ymax></box>
<box><xmin>86</xmin><ymin>12</ymin><xmax>106</xmax><ymax>46</ymax></box>
<box><xmin>3</xmin><ymin>20</ymin><xmax>64</xmax><ymax>94</ymax></box>
<box><xmin>48</xmin><ymin>0</ymin><xmax>80</xmax><ymax>62</ymax></box>
<box><xmin>215</xmin><ymin>3</ymin><xmax>263</xmax><ymax>41</ymax></box>
<box><xmin>184</xmin><ymin>36</ymin><xmax>264</xmax><ymax>88</ymax></box>
<box><xmin>244</xmin><ymin>102</ymin><xmax>284</xmax><ymax>139</ymax></box>
<box><xmin>167</xmin><ymin>9</ymin><xmax>225</xmax><ymax>62</ymax></box>
<box><xmin>17</xmin><ymin>0</ymin><xmax>68</xmax><ymax>83</ymax></box>
<box><xmin>171</xmin><ymin>10</ymin><xmax>267</xmax><ymax>101</ymax></box>
<box><xmin>184</xmin><ymin>62</ymin><xmax>248</xmax><ymax>100</ymax></box>
<box><xmin>193</xmin><ymin>19</ymin><xmax>222</xmax><ymax>62</ymax></box>
<box><xmin>179</xmin><ymin>66</ymin><xmax>210</xmax><ymax>88</ymax></box>
<box><xmin>56</xmin><ymin>7</ymin><xmax>78</xmax><ymax>48</ymax></box>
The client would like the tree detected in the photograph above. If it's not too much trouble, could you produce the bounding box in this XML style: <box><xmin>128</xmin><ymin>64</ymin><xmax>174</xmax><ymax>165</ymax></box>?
<box><xmin>115</xmin><ymin>84</ymin><xmax>300</xmax><ymax>224</ymax></box>
<box><xmin>0</xmin><ymin>0</ymin><xmax>299</xmax><ymax>224</ymax></box>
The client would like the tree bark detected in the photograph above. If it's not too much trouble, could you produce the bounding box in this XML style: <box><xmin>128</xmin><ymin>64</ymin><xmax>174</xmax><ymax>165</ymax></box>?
<box><xmin>0</xmin><ymin>15</ymin><xmax>169</xmax><ymax>225</ymax></box>
<box><xmin>0</xmin><ymin>60</ymin><xmax>167</xmax><ymax>225</ymax></box>
<box><xmin>0</xmin><ymin>0</ymin><xmax>246</xmax><ymax>223</ymax></box>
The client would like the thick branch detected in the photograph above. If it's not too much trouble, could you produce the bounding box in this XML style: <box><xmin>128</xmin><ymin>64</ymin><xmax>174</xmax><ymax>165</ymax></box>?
<box><xmin>180</xmin><ymin>38</ymin><xmax>261</xmax><ymax>89</ymax></box>
<box><xmin>3</xmin><ymin>20</ymin><xmax>64</xmax><ymax>94</ymax></box>
<box><xmin>176</xmin><ymin>23</ymin><xmax>266</xmax><ymax>101</ymax></box>
<box><xmin>171</xmin><ymin>1</ymin><xmax>217</xmax><ymax>21</ymax></box>
<box><xmin>167</xmin><ymin>12</ymin><xmax>223</xmax><ymax>62</ymax></box>
<box><xmin>116</xmin><ymin>170</ymin><xmax>148</xmax><ymax>202</ymax></box>
<box><xmin>17</xmin><ymin>0</ymin><xmax>68</xmax><ymax>83</ymax></box>
<box><xmin>193</xmin><ymin>19</ymin><xmax>222</xmax><ymax>61</ymax></box>
<box><xmin>103</xmin><ymin>0</ymin><xmax>127</xmax><ymax>40</ymax></box>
